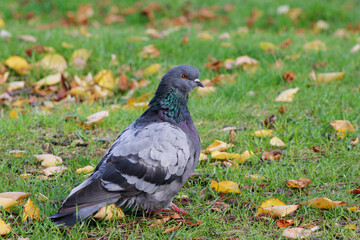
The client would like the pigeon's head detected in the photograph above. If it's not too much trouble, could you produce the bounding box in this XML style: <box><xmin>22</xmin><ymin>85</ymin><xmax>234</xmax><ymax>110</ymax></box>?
<box><xmin>160</xmin><ymin>65</ymin><xmax>203</xmax><ymax>93</ymax></box>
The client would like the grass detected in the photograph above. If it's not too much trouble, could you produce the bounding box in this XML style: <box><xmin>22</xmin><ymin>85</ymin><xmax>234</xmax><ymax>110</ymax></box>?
<box><xmin>1</xmin><ymin>0</ymin><xmax>360</xmax><ymax>239</ymax></box>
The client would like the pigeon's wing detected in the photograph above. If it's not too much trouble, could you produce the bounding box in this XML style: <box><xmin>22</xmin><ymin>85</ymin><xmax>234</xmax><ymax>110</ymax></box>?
<box><xmin>101</xmin><ymin>121</ymin><xmax>193</xmax><ymax>201</ymax></box>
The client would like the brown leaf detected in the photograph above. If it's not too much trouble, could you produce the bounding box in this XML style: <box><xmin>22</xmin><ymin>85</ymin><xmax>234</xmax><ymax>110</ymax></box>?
<box><xmin>162</xmin><ymin>225</ymin><xmax>181</xmax><ymax>234</ymax></box>
<box><xmin>283</xmin><ymin>71</ymin><xmax>297</xmax><ymax>83</ymax></box>
<box><xmin>286</xmin><ymin>177</ymin><xmax>312</xmax><ymax>188</ymax></box>
<box><xmin>264</xmin><ymin>114</ymin><xmax>277</xmax><ymax>129</ymax></box>
<box><xmin>262</xmin><ymin>150</ymin><xmax>282</xmax><ymax>161</ymax></box>
<box><xmin>138</xmin><ymin>45</ymin><xmax>160</xmax><ymax>58</ymax></box>
<box><xmin>229</xmin><ymin>129</ymin><xmax>236</xmax><ymax>142</ymax></box>
<box><xmin>350</xmin><ymin>186</ymin><xmax>360</xmax><ymax>194</ymax></box>
<box><xmin>278</xmin><ymin>105</ymin><xmax>287</xmax><ymax>114</ymax></box>
<box><xmin>279</xmin><ymin>38</ymin><xmax>293</xmax><ymax>48</ymax></box>
<box><xmin>181</xmin><ymin>32</ymin><xmax>189</xmax><ymax>45</ymax></box>
<box><xmin>299</xmin><ymin>197</ymin><xmax>347</xmax><ymax>209</ymax></box>
<box><xmin>277</xmin><ymin>219</ymin><xmax>294</xmax><ymax>228</ymax></box>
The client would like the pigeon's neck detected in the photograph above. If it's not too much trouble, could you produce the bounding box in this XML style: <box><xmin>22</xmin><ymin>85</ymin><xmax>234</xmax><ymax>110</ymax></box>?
<box><xmin>149</xmin><ymin>88</ymin><xmax>189</xmax><ymax>123</ymax></box>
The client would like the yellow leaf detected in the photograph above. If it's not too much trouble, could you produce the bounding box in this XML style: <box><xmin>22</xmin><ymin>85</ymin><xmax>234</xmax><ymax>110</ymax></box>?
<box><xmin>41</xmin><ymin>166</ymin><xmax>68</xmax><ymax>176</ymax></box>
<box><xmin>348</xmin><ymin>206</ymin><xmax>360</xmax><ymax>212</ymax></box>
<box><xmin>282</xmin><ymin>228</ymin><xmax>311</xmax><ymax>239</ymax></box>
<box><xmin>199</xmin><ymin>153</ymin><xmax>208</xmax><ymax>161</ymax></box>
<box><xmin>275</xmin><ymin>87</ymin><xmax>299</xmax><ymax>102</ymax></box>
<box><xmin>0</xmin><ymin>192</ymin><xmax>30</xmax><ymax>203</ymax></box>
<box><xmin>40</xmin><ymin>54</ymin><xmax>67</xmax><ymax>72</ymax></box>
<box><xmin>304</xmin><ymin>40</ymin><xmax>327</xmax><ymax>51</ymax></box>
<box><xmin>235</xmin><ymin>55</ymin><xmax>259</xmax><ymax>67</ymax></box>
<box><xmin>224</xmin><ymin>59</ymin><xmax>235</xmax><ymax>69</ymax></box>
<box><xmin>211</xmin><ymin>151</ymin><xmax>240</xmax><ymax>161</ymax></box>
<box><xmin>34</xmin><ymin>154</ymin><xmax>63</xmax><ymax>167</ymax></box>
<box><xmin>92</xmin><ymin>204</ymin><xmax>125</xmax><ymax>220</ymax></box>
<box><xmin>205</xmin><ymin>140</ymin><xmax>233</xmax><ymax>153</ymax></box>
<box><xmin>142</xmin><ymin>64</ymin><xmax>161</xmax><ymax>77</ymax></box>
<box><xmin>22</xmin><ymin>198</ymin><xmax>40</xmax><ymax>222</ymax></box>
<box><xmin>0</xmin><ymin>19</ymin><xmax>5</xmax><ymax>29</ymax></box>
<box><xmin>85</xmin><ymin>110</ymin><xmax>109</xmax><ymax>125</ymax></box>
<box><xmin>270</xmin><ymin>137</ymin><xmax>286</xmax><ymax>147</ymax></box>
<box><xmin>246</xmin><ymin>174</ymin><xmax>266</xmax><ymax>181</ymax></box>
<box><xmin>253</xmin><ymin>129</ymin><xmax>273</xmax><ymax>137</ymax></box>
<box><xmin>351</xmin><ymin>137</ymin><xmax>359</xmax><ymax>146</ymax></box>
<box><xmin>259</xmin><ymin>42</ymin><xmax>277</xmax><ymax>51</ymax></box>
<box><xmin>4</xmin><ymin>56</ymin><xmax>31</xmax><ymax>75</ymax></box>
<box><xmin>61</xmin><ymin>42</ymin><xmax>74</xmax><ymax>49</ymax></box>
<box><xmin>0</xmin><ymin>218</ymin><xmax>11</xmax><ymax>236</ymax></box>
<box><xmin>75</xmin><ymin>165</ymin><xmax>94</xmax><ymax>174</ymax></box>
<box><xmin>261</xmin><ymin>205</ymin><xmax>299</xmax><ymax>218</ymax></box>
<box><xmin>197</xmin><ymin>32</ymin><xmax>213</xmax><ymax>40</ymax></box>
<box><xmin>237</xmin><ymin>150</ymin><xmax>254</xmax><ymax>163</ymax></box>
<box><xmin>256</xmin><ymin>198</ymin><xmax>285</xmax><ymax>216</ymax></box>
<box><xmin>94</xmin><ymin>70</ymin><xmax>114</xmax><ymax>89</ymax></box>
<box><xmin>0</xmin><ymin>197</ymin><xmax>18</xmax><ymax>210</ymax></box>
<box><xmin>9</xmin><ymin>110</ymin><xmax>18</xmax><ymax>119</ymax></box>
<box><xmin>330</xmin><ymin>120</ymin><xmax>354</xmax><ymax>138</ymax></box>
<box><xmin>286</xmin><ymin>177</ymin><xmax>312</xmax><ymax>188</ymax></box>
<box><xmin>299</xmin><ymin>197</ymin><xmax>347</xmax><ymax>209</ymax></box>
<box><xmin>345</xmin><ymin>224</ymin><xmax>357</xmax><ymax>230</ymax></box>
<box><xmin>310</xmin><ymin>72</ymin><xmax>345</xmax><ymax>83</ymax></box>
<box><xmin>34</xmin><ymin>73</ymin><xmax>61</xmax><ymax>89</ymax></box>
<box><xmin>6</xmin><ymin>81</ymin><xmax>25</xmax><ymax>91</ymax></box>
<box><xmin>210</xmin><ymin>180</ymin><xmax>241</xmax><ymax>193</ymax></box>
<box><xmin>71</xmin><ymin>48</ymin><xmax>91</xmax><ymax>69</ymax></box>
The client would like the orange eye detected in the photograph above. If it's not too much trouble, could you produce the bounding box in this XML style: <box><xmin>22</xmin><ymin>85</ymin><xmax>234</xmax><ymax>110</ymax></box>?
<box><xmin>182</xmin><ymin>74</ymin><xmax>187</xmax><ymax>79</ymax></box>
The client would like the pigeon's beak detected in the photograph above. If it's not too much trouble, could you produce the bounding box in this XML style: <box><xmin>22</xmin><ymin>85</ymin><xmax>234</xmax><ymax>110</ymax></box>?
<box><xmin>194</xmin><ymin>79</ymin><xmax>204</xmax><ymax>88</ymax></box>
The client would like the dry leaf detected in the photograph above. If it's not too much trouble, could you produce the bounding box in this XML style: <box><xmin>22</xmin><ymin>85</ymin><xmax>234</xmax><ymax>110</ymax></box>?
<box><xmin>303</xmin><ymin>40</ymin><xmax>327</xmax><ymax>51</ymax></box>
<box><xmin>350</xmin><ymin>44</ymin><xmax>360</xmax><ymax>54</ymax></box>
<box><xmin>205</xmin><ymin>140</ymin><xmax>233</xmax><ymax>153</ymax></box>
<box><xmin>237</xmin><ymin>150</ymin><xmax>254</xmax><ymax>163</ymax></box>
<box><xmin>283</xmin><ymin>71</ymin><xmax>296</xmax><ymax>83</ymax></box>
<box><xmin>270</xmin><ymin>137</ymin><xmax>286</xmax><ymax>147</ymax></box>
<box><xmin>282</xmin><ymin>227</ymin><xmax>311</xmax><ymax>239</ymax></box>
<box><xmin>351</xmin><ymin>137</ymin><xmax>359</xmax><ymax>145</ymax></box>
<box><xmin>299</xmin><ymin>197</ymin><xmax>347</xmax><ymax>209</ymax></box>
<box><xmin>138</xmin><ymin>44</ymin><xmax>160</xmax><ymax>58</ymax></box>
<box><xmin>9</xmin><ymin>110</ymin><xmax>18</xmax><ymax>119</ymax></box>
<box><xmin>0</xmin><ymin>197</ymin><xmax>18</xmax><ymax>209</ymax></box>
<box><xmin>94</xmin><ymin>70</ymin><xmax>115</xmax><ymax>89</ymax></box>
<box><xmin>41</xmin><ymin>166</ymin><xmax>68</xmax><ymax>176</ymax></box>
<box><xmin>348</xmin><ymin>206</ymin><xmax>360</xmax><ymax>212</ymax></box>
<box><xmin>345</xmin><ymin>224</ymin><xmax>357</xmax><ymax>230</ymax></box>
<box><xmin>330</xmin><ymin>120</ymin><xmax>354</xmax><ymax>138</ymax></box>
<box><xmin>350</xmin><ymin>186</ymin><xmax>360</xmax><ymax>194</ymax></box>
<box><xmin>75</xmin><ymin>165</ymin><xmax>94</xmax><ymax>174</ymax></box>
<box><xmin>277</xmin><ymin>219</ymin><xmax>294</xmax><ymax>228</ymax></box>
<box><xmin>0</xmin><ymin>192</ymin><xmax>30</xmax><ymax>203</ymax></box>
<box><xmin>142</xmin><ymin>63</ymin><xmax>161</xmax><ymax>77</ymax></box>
<box><xmin>261</xmin><ymin>204</ymin><xmax>299</xmax><ymax>218</ymax></box>
<box><xmin>256</xmin><ymin>198</ymin><xmax>285</xmax><ymax>216</ymax></box>
<box><xmin>40</xmin><ymin>54</ymin><xmax>67</xmax><ymax>72</ymax></box>
<box><xmin>34</xmin><ymin>73</ymin><xmax>61</xmax><ymax>89</ymax></box>
<box><xmin>4</xmin><ymin>56</ymin><xmax>31</xmax><ymax>74</ymax></box>
<box><xmin>224</xmin><ymin>59</ymin><xmax>235</xmax><ymax>69</ymax></box>
<box><xmin>235</xmin><ymin>56</ymin><xmax>258</xmax><ymax>68</ymax></box>
<box><xmin>210</xmin><ymin>180</ymin><xmax>241</xmax><ymax>193</ymax></box>
<box><xmin>162</xmin><ymin>225</ymin><xmax>181</xmax><ymax>234</ymax></box>
<box><xmin>199</xmin><ymin>153</ymin><xmax>208</xmax><ymax>161</ymax></box>
<box><xmin>18</xmin><ymin>35</ymin><xmax>37</xmax><ymax>42</ymax></box>
<box><xmin>275</xmin><ymin>87</ymin><xmax>299</xmax><ymax>102</ymax></box>
<box><xmin>197</xmin><ymin>32</ymin><xmax>213</xmax><ymax>40</ymax></box>
<box><xmin>310</xmin><ymin>71</ymin><xmax>345</xmax><ymax>83</ymax></box>
<box><xmin>34</xmin><ymin>154</ymin><xmax>63</xmax><ymax>167</ymax></box>
<box><xmin>22</xmin><ymin>198</ymin><xmax>40</xmax><ymax>222</ymax></box>
<box><xmin>211</xmin><ymin>151</ymin><xmax>240</xmax><ymax>161</ymax></box>
<box><xmin>84</xmin><ymin>110</ymin><xmax>109</xmax><ymax>125</ymax></box>
<box><xmin>0</xmin><ymin>218</ymin><xmax>11</xmax><ymax>236</ymax></box>
<box><xmin>259</xmin><ymin>42</ymin><xmax>277</xmax><ymax>51</ymax></box>
<box><xmin>286</xmin><ymin>177</ymin><xmax>312</xmax><ymax>188</ymax></box>
<box><xmin>253</xmin><ymin>129</ymin><xmax>273</xmax><ymax>137</ymax></box>
<box><xmin>93</xmin><ymin>204</ymin><xmax>124</xmax><ymax>220</ymax></box>
<box><xmin>246</xmin><ymin>174</ymin><xmax>266</xmax><ymax>181</ymax></box>
<box><xmin>71</xmin><ymin>48</ymin><xmax>91</xmax><ymax>70</ymax></box>
<box><xmin>35</xmin><ymin>193</ymin><xmax>48</xmax><ymax>201</ymax></box>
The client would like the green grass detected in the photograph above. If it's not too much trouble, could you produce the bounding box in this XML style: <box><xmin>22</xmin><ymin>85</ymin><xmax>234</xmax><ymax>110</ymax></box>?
<box><xmin>1</xmin><ymin>0</ymin><xmax>360</xmax><ymax>239</ymax></box>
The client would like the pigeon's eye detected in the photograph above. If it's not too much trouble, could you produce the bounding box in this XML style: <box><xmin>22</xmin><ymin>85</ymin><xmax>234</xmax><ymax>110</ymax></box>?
<box><xmin>182</xmin><ymin>74</ymin><xmax>188</xmax><ymax>79</ymax></box>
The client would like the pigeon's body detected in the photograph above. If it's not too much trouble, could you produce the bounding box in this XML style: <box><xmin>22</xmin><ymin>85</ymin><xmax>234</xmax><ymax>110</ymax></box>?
<box><xmin>50</xmin><ymin>65</ymin><xmax>203</xmax><ymax>226</ymax></box>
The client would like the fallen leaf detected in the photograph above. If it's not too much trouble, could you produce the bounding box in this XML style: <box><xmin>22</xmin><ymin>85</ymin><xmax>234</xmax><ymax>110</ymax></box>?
<box><xmin>162</xmin><ymin>225</ymin><xmax>181</xmax><ymax>234</ymax></box>
<box><xmin>41</xmin><ymin>166</ymin><xmax>68</xmax><ymax>176</ymax></box>
<box><xmin>259</xmin><ymin>41</ymin><xmax>277</xmax><ymax>52</ymax></box>
<box><xmin>0</xmin><ymin>192</ymin><xmax>30</xmax><ymax>203</ymax></box>
<box><xmin>6</xmin><ymin>81</ymin><xmax>25</xmax><ymax>92</ymax></box>
<box><xmin>303</xmin><ymin>40</ymin><xmax>326</xmax><ymax>51</ymax></box>
<box><xmin>0</xmin><ymin>19</ymin><xmax>5</xmax><ymax>28</ymax></box>
<box><xmin>351</xmin><ymin>137</ymin><xmax>359</xmax><ymax>145</ymax></box>
<box><xmin>93</xmin><ymin>204</ymin><xmax>124</xmax><ymax>220</ymax></box>
<box><xmin>34</xmin><ymin>154</ymin><xmax>63</xmax><ymax>167</ymax></box>
<box><xmin>18</xmin><ymin>35</ymin><xmax>36</xmax><ymax>42</ymax></box>
<box><xmin>35</xmin><ymin>193</ymin><xmax>48</xmax><ymax>201</ymax></box>
<box><xmin>253</xmin><ymin>129</ymin><xmax>273</xmax><ymax>137</ymax></box>
<box><xmin>329</xmin><ymin>120</ymin><xmax>354</xmax><ymax>138</ymax></box>
<box><xmin>283</xmin><ymin>71</ymin><xmax>296</xmax><ymax>83</ymax></box>
<box><xmin>75</xmin><ymin>165</ymin><xmax>94</xmax><ymax>174</ymax></box>
<box><xmin>4</xmin><ymin>56</ymin><xmax>31</xmax><ymax>74</ymax></box>
<box><xmin>310</xmin><ymin>71</ymin><xmax>345</xmax><ymax>83</ymax></box>
<box><xmin>348</xmin><ymin>206</ymin><xmax>360</xmax><ymax>212</ymax></box>
<box><xmin>350</xmin><ymin>186</ymin><xmax>360</xmax><ymax>194</ymax></box>
<box><xmin>61</xmin><ymin>42</ymin><xmax>74</xmax><ymax>49</ymax></box>
<box><xmin>286</xmin><ymin>177</ymin><xmax>312</xmax><ymax>188</ymax></box>
<box><xmin>142</xmin><ymin>63</ymin><xmax>161</xmax><ymax>77</ymax></box>
<box><xmin>34</xmin><ymin>73</ymin><xmax>61</xmax><ymax>89</ymax></box>
<box><xmin>197</xmin><ymin>32</ymin><xmax>213</xmax><ymax>40</ymax></box>
<box><xmin>256</xmin><ymin>198</ymin><xmax>285</xmax><ymax>216</ymax></box>
<box><xmin>40</xmin><ymin>54</ymin><xmax>67</xmax><ymax>72</ymax></box>
<box><xmin>205</xmin><ymin>140</ymin><xmax>233</xmax><ymax>153</ymax></box>
<box><xmin>94</xmin><ymin>70</ymin><xmax>115</xmax><ymax>89</ymax></box>
<box><xmin>235</xmin><ymin>56</ymin><xmax>259</xmax><ymax>69</ymax></box>
<box><xmin>210</xmin><ymin>180</ymin><xmax>241</xmax><ymax>193</ymax></box>
<box><xmin>211</xmin><ymin>151</ymin><xmax>240</xmax><ymax>161</ymax></box>
<box><xmin>299</xmin><ymin>197</ymin><xmax>347</xmax><ymax>209</ymax></box>
<box><xmin>138</xmin><ymin>44</ymin><xmax>160</xmax><ymax>58</ymax></box>
<box><xmin>350</xmin><ymin>44</ymin><xmax>360</xmax><ymax>54</ymax></box>
<box><xmin>277</xmin><ymin>219</ymin><xmax>294</xmax><ymax>228</ymax></box>
<box><xmin>345</xmin><ymin>224</ymin><xmax>357</xmax><ymax>230</ymax></box>
<box><xmin>246</xmin><ymin>174</ymin><xmax>266</xmax><ymax>181</ymax></box>
<box><xmin>84</xmin><ymin>110</ymin><xmax>109</xmax><ymax>125</ymax></box>
<box><xmin>199</xmin><ymin>153</ymin><xmax>208</xmax><ymax>161</ymax></box>
<box><xmin>0</xmin><ymin>197</ymin><xmax>18</xmax><ymax>209</ymax></box>
<box><xmin>237</xmin><ymin>150</ymin><xmax>254</xmax><ymax>163</ymax></box>
<box><xmin>229</xmin><ymin>129</ymin><xmax>236</xmax><ymax>142</ymax></box>
<box><xmin>282</xmin><ymin>227</ymin><xmax>311</xmax><ymax>239</ymax></box>
<box><xmin>261</xmin><ymin>204</ymin><xmax>299</xmax><ymax>218</ymax></box>
<box><xmin>0</xmin><ymin>218</ymin><xmax>11</xmax><ymax>236</ymax></box>
<box><xmin>275</xmin><ymin>87</ymin><xmax>299</xmax><ymax>102</ymax></box>
<box><xmin>313</xmin><ymin>20</ymin><xmax>329</xmax><ymax>33</ymax></box>
<box><xmin>22</xmin><ymin>198</ymin><xmax>40</xmax><ymax>222</ymax></box>
<box><xmin>270</xmin><ymin>137</ymin><xmax>286</xmax><ymax>147</ymax></box>
<box><xmin>224</xmin><ymin>59</ymin><xmax>235</xmax><ymax>69</ymax></box>
<box><xmin>9</xmin><ymin>110</ymin><xmax>18</xmax><ymax>119</ymax></box>
<box><xmin>71</xmin><ymin>48</ymin><xmax>91</xmax><ymax>69</ymax></box>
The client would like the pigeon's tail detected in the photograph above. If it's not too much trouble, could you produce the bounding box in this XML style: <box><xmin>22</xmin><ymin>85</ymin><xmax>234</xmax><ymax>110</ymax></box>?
<box><xmin>49</xmin><ymin>202</ymin><xmax>108</xmax><ymax>227</ymax></box>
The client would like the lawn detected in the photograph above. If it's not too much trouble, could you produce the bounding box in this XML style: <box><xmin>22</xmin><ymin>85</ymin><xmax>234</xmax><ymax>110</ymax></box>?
<box><xmin>0</xmin><ymin>0</ymin><xmax>359</xmax><ymax>239</ymax></box>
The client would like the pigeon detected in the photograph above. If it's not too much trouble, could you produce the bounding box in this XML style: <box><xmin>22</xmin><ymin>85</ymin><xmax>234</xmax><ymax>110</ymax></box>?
<box><xmin>50</xmin><ymin>65</ymin><xmax>203</xmax><ymax>226</ymax></box>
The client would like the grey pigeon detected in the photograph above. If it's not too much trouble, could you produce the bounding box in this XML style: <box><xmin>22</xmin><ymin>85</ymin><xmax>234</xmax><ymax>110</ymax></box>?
<box><xmin>50</xmin><ymin>65</ymin><xmax>203</xmax><ymax>226</ymax></box>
